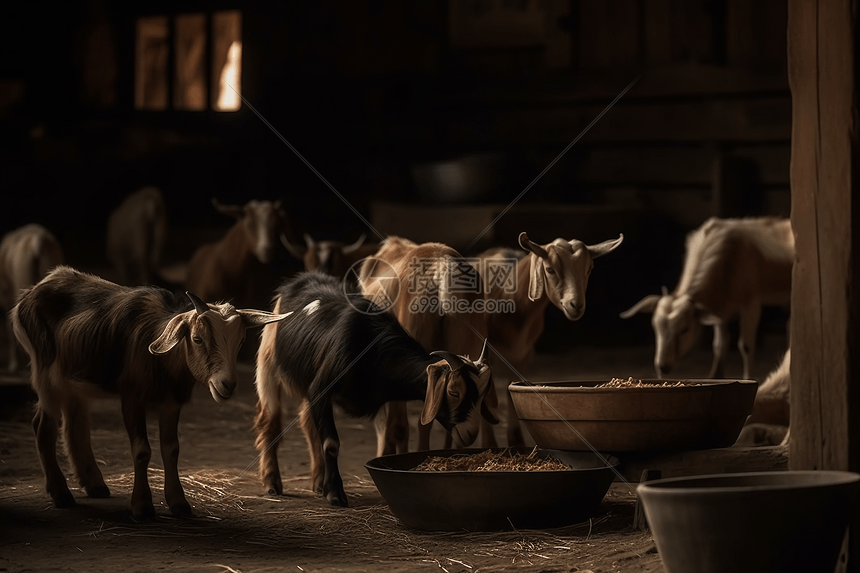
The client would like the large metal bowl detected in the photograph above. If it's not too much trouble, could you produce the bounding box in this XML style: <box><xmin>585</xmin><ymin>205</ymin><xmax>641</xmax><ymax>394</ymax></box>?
<box><xmin>365</xmin><ymin>447</ymin><xmax>618</xmax><ymax>531</ymax></box>
<box><xmin>638</xmin><ymin>471</ymin><xmax>860</xmax><ymax>573</ymax></box>
<box><xmin>509</xmin><ymin>379</ymin><xmax>757</xmax><ymax>452</ymax></box>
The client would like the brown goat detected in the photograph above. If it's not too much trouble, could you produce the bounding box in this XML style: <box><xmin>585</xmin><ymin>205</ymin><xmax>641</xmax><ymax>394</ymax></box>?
<box><xmin>282</xmin><ymin>232</ymin><xmax>380</xmax><ymax>278</ymax></box>
<box><xmin>12</xmin><ymin>266</ymin><xmax>289</xmax><ymax>517</ymax></box>
<box><xmin>0</xmin><ymin>224</ymin><xmax>64</xmax><ymax>371</ymax></box>
<box><xmin>185</xmin><ymin>198</ymin><xmax>290</xmax><ymax>304</ymax></box>
<box><xmin>358</xmin><ymin>236</ymin><xmax>496</xmax><ymax>453</ymax></box>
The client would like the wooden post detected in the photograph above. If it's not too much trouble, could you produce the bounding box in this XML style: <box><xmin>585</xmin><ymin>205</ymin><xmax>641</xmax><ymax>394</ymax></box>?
<box><xmin>788</xmin><ymin>0</ymin><xmax>860</xmax><ymax>568</ymax></box>
<box><xmin>788</xmin><ymin>0</ymin><xmax>860</xmax><ymax>472</ymax></box>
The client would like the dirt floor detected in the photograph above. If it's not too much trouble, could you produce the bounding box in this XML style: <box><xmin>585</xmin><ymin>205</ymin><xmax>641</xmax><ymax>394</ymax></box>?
<box><xmin>0</xmin><ymin>334</ymin><xmax>788</xmax><ymax>573</ymax></box>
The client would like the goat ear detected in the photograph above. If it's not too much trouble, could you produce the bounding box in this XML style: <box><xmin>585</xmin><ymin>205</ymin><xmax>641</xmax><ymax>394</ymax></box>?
<box><xmin>619</xmin><ymin>294</ymin><xmax>661</xmax><ymax>318</ymax></box>
<box><xmin>587</xmin><ymin>234</ymin><xmax>624</xmax><ymax>259</ymax></box>
<box><xmin>527</xmin><ymin>253</ymin><xmax>545</xmax><ymax>301</ymax></box>
<box><xmin>238</xmin><ymin>309</ymin><xmax>293</xmax><ymax>329</ymax></box>
<box><xmin>149</xmin><ymin>313</ymin><xmax>191</xmax><ymax>355</ymax></box>
<box><xmin>420</xmin><ymin>362</ymin><xmax>449</xmax><ymax>425</ymax></box>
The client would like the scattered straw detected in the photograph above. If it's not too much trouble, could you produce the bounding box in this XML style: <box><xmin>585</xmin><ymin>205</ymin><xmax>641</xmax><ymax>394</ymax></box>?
<box><xmin>413</xmin><ymin>447</ymin><xmax>568</xmax><ymax>472</ymax></box>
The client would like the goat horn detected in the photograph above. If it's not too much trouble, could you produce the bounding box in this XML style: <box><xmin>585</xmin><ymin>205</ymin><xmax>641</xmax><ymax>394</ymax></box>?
<box><xmin>661</xmin><ymin>285</ymin><xmax>669</xmax><ymax>296</ymax></box>
<box><xmin>477</xmin><ymin>339</ymin><xmax>489</xmax><ymax>364</ymax></box>
<box><xmin>186</xmin><ymin>291</ymin><xmax>210</xmax><ymax>315</ymax></box>
<box><xmin>342</xmin><ymin>232</ymin><xmax>367</xmax><ymax>254</ymax></box>
<box><xmin>430</xmin><ymin>350</ymin><xmax>466</xmax><ymax>371</ymax></box>
<box><xmin>303</xmin><ymin>233</ymin><xmax>315</xmax><ymax>249</ymax></box>
<box><xmin>518</xmin><ymin>232</ymin><xmax>548</xmax><ymax>258</ymax></box>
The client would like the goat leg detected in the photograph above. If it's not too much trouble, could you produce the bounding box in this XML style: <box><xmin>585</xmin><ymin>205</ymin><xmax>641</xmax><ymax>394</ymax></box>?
<box><xmin>123</xmin><ymin>399</ymin><xmax>155</xmax><ymax>518</ymax></box>
<box><xmin>313</xmin><ymin>402</ymin><xmax>347</xmax><ymax>507</ymax></box>
<box><xmin>376</xmin><ymin>401</ymin><xmax>409</xmax><ymax>456</ymax></box>
<box><xmin>709</xmin><ymin>323</ymin><xmax>729</xmax><ymax>378</ymax></box>
<box><xmin>159</xmin><ymin>400</ymin><xmax>191</xmax><ymax>516</ymax></box>
<box><xmin>62</xmin><ymin>395</ymin><xmax>109</xmax><ymax>498</ymax></box>
<box><xmin>738</xmin><ymin>302</ymin><xmax>761</xmax><ymax>380</ymax></box>
<box><xmin>32</xmin><ymin>406</ymin><xmax>75</xmax><ymax>507</ymax></box>
<box><xmin>298</xmin><ymin>399</ymin><xmax>325</xmax><ymax>495</ymax></box>
<box><xmin>254</xmin><ymin>397</ymin><xmax>285</xmax><ymax>496</ymax></box>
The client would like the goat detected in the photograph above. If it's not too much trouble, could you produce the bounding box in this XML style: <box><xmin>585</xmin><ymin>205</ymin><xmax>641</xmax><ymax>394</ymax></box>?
<box><xmin>185</xmin><ymin>198</ymin><xmax>290</xmax><ymax>304</ymax></box>
<box><xmin>0</xmin><ymin>224</ymin><xmax>64</xmax><ymax>372</ymax></box>
<box><xmin>736</xmin><ymin>349</ymin><xmax>790</xmax><ymax>446</ymax></box>
<box><xmin>282</xmin><ymin>232</ymin><xmax>380</xmax><ymax>278</ymax></box>
<box><xmin>357</xmin><ymin>236</ymin><xmax>494</xmax><ymax>454</ymax></box>
<box><xmin>11</xmin><ymin>265</ymin><xmax>290</xmax><ymax>517</ymax></box>
<box><xmin>105</xmin><ymin>186</ymin><xmax>167</xmax><ymax>286</ymax></box>
<box><xmin>620</xmin><ymin>216</ymin><xmax>794</xmax><ymax>379</ymax></box>
<box><xmin>478</xmin><ymin>231</ymin><xmax>624</xmax><ymax>445</ymax></box>
<box><xmin>254</xmin><ymin>271</ymin><xmax>497</xmax><ymax>506</ymax></box>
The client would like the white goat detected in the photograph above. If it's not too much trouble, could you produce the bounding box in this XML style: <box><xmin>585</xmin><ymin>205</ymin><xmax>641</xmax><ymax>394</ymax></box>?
<box><xmin>620</xmin><ymin>216</ymin><xmax>794</xmax><ymax>379</ymax></box>
<box><xmin>105</xmin><ymin>186</ymin><xmax>167</xmax><ymax>286</ymax></box>
<box><xmin>11</xmin><ymin>265</ymin><xmax>289</xmax><ymax>517</ymax></box>
<box><xmin>736</xmin><ymin>349</ymin><xmax>790</xmax><ymax>446</ymax></box>
<box><xmin>479</xmin><ymin>231</ymin><xmax>624</xmax><ymax>445</ymax></box>
<box><xmin>0</xmin><ymin>224</ymin><xmax>64</xmax><ymax>371</ymax></box>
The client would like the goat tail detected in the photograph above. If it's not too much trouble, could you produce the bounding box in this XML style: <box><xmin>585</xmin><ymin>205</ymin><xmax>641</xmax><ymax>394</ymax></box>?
<box><xmin>10</xmin><ymin>296</ymin><xmax>42</xmax><ymax>381</ymax></box>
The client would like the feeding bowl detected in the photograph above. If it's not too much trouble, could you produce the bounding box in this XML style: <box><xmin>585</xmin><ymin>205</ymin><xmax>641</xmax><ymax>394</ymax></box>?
<box><xmin>637</xmin><ymin>471</ymin><xmax>860</xmax><ymax>573</ymax></box>
<box><xmin>509</xmin><ymin>379</ymin><xmax>757</xmax><ymax>452</ymax></box>
<box><xmin>365</xmin><ymin>447</ymin><xmax>618</xmax><ymax>531</ymax></box>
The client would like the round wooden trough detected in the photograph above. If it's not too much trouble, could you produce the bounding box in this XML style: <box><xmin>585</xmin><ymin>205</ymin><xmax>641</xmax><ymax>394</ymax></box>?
<box><xmin>637</xmin><ymin>471</ymin><xmax>860</xmax><ymax>573</ymax></box>
<box><xmin>365</xmin><ymin>447</ymin><xmax>618</xmax><ymax>531</ymax></box>
<box><xmin>509</xmin><ymin>379</ymin><xmax>758</xmax><ymax>452</ymax></box>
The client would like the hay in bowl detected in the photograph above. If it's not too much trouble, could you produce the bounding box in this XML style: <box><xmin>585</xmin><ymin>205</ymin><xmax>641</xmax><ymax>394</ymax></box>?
<box><xmin>365</xmin><ymin>447</ymin><xmax>618</xmax><ymax>531</ymax></box>
<box><xmin>509</xmin><ymin>379</ymin><xmax>757</xmax><ymax>452</ymax></box>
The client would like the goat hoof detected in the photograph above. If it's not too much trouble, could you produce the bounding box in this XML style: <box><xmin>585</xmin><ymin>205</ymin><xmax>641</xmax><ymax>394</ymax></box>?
<box><xmin>326</xmin><ymin>491</ymin><xmax>348</xmax><ymax>507</ymax></box>
<box><xmin>86</xmin><ymin>484</ymin><xmax>111</xmax><ymax>498</ymax></box>
<box><xmin>131</xmin><ymin>502</ymin><xmax>156</xmax><ymax>519</ymax></box>
<box><xmin>53</xmin><ymin>490</ymin><xmax>76</xmax><ymax>508</ymax></box>
<box><xmin>264</xmin><ymin>481</ymin><xmax>283</xmax><ymax>496</ymax></box>
<box><xmin>169</xmin><ymin>501</ymin><xmax>193</xmax><ymax>517</ymax></box>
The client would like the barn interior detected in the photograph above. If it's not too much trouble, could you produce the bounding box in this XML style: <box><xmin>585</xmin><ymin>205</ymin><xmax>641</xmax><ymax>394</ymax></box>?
<box><xmin>5</xmin><ymin>1</ymin><xmax>859</xmax><ymax>571</ymax></box>
<box><xmin>1</xmin><ymin>0</ymin><xmax>792</xmax><ymax>353</ymax></box>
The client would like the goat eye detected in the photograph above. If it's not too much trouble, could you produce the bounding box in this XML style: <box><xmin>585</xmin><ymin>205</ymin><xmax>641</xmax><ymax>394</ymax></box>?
<box><xmin>192</xmin><ymin>336</ymin><xmax>203</xmax><ymax>345</ymax></box>
<box><xmin>545</xmin><ymin>267</ymin><xmax>556</xmax><ymax>275</ymax></box>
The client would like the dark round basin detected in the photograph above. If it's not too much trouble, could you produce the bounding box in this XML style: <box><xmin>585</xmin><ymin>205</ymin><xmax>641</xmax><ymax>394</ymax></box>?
<box><xmin>637</xmin><ymin>471</ymin><xmax>860</xmax><ymax>573</ymax></box>
<box><xmin>365</xmin><ymin>447</ymin><xmax>618</xmax><ymax>531</ymax></box>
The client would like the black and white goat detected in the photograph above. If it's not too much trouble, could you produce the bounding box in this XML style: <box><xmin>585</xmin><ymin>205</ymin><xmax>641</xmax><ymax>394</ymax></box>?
<box><xmin>254</xmin><ymin>271</ymin><xmax>498</xmax><ymax>507</ymax></box>
<box><xmin>11</xmin><ymin>265</ymin><xmax>289</xmax><ymax>517</ymax></box>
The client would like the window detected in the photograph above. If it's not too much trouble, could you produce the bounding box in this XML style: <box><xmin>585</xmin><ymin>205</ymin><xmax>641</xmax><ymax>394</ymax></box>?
<box><xmin>134</xmin><ymin>10</ymin><xmax>241</xmax><ymax>112</ymax></box>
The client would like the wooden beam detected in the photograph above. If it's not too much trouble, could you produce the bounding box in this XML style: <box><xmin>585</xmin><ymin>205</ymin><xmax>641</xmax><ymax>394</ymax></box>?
<box><xmin>616</xmin><ymin>445</ymin><xmax>788</xmax><ymax>483</ymax></box>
